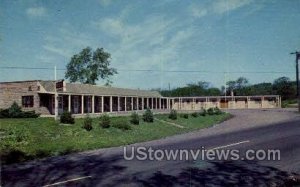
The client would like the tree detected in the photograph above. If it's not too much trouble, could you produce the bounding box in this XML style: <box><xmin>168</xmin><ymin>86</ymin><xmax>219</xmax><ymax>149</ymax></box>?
<box><xmin>273</xmin><ymin>77</ymin><xmax>295</xmax><ymax>100</ymax></box>
<box><xmin>236</xmin><ymin>77</ymin><xmax>249</xmax><ymax>89</ymax></box>
<box><xmin>225</xmin><ymin>77</ymin><xmax>249</xmax><ymax>95</ymax></box>
<box><xmin>65</xmin><ymin>47</ymin><xmax>117</xmax><ymax>85</ymax></box>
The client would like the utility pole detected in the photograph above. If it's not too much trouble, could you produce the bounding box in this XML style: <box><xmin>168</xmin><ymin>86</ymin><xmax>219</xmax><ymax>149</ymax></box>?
<box><xmin>54</xmin><ymin>65</ymin><xmax>58</xmax><ymax>120</ymax></box>
<box><xmin>224</xmin><ymin>72</ymin><xmax>227</xmax><ymax>102</ymax></box>
<box><xmin>290</xmin><ymin>51</ymin><xmax>300</xmax><ymax>112</ymax></box>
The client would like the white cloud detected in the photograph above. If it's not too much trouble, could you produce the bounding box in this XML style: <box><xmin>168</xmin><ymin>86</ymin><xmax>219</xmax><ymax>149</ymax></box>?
<box><xmin>91</xmin><ymin>14</ymin><xmax>197</xmax><ymax>88</ymax></box>
<box><xmin>189</xmin><ymin>0</ymin><xmax>253</xmax><ymax>19</ymax></box>
<box><xmin>26</xmin><ymin>7</ymin><xmax>47</xmax><ymax>17</ymax></box>
<box><xmin>42</xmin><ymin>45</ymin><xmax>71</xmax><ymax>58</ymax></box>
<box><xmin>99</xmin><ymin>0</ymin><xmax>112</xmax><ymax>6</ymax></box>
<box><xmin>41</xmin><ymin>24</ymin><xmax>97</xmax><ymax>61</ymax></box>
<box><xmin>212</xmin><ymin>0</ymin><xmax>253</xmax><ymax>14</ymax></box>
<box><xmin>190</xmin><ymin>5</ymin><xmax>208</xmax><ymax>18</ymax></box>
<box><xmin>92</xmin><ymin>18</ymin><xmax>124</xmax><ymax>36</ymax></box>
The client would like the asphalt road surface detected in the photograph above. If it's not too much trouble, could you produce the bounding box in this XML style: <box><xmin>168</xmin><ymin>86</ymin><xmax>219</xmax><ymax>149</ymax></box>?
<box><xmin>1</xmin><ymin>109</ymin><xmax>300</xmax><ymax>186</ymax></box>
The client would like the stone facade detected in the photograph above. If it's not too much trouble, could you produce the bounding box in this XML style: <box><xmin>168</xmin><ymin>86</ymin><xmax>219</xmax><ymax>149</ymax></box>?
<box><xmin>0</xmin><ymin>81</ymin><xmax>41</xmax><ymax>111</ymax></box>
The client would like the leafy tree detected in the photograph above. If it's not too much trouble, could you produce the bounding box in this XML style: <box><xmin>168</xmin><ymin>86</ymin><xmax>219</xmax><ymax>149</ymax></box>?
<box><xmin>65</xmin><ymin>47</ymin><xmax>117</xmax><ymax>85</ymax></box>
<box><xmin>236</xmin><ymin>77</ymin><xmax>249</xmax><ymax>89</ymax></box>
<box><xmin>273</xmin><ymin>77</ymin><xmax>295</xmax><ymax>100</ymax></box>
<box><xmin>206</xmin><ymin>88</ymin><xmax>221</xmax><ymax>96</ymax></box>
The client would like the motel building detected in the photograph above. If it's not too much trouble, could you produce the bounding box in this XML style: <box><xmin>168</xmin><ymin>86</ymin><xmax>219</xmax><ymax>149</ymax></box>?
<box><xmin>0</xmin><ymin>80</ymin><xmax>281</xmax><ymax>117</ymax></box>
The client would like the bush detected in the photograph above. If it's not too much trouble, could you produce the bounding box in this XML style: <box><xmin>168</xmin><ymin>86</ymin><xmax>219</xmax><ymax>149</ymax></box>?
<box><xmin>200</xmin><ymin>108</ymin><xmax>207</xmax><ymax>116</ymax></box>
<box><xmin>0</xmin><ymin>102</ymin><xmax>40</xmax><ymax>118</ymax></box>
<box><xmin>82</xmin><ymin>115</ymin><xmax>93</xmax><ymax>131</ymax></box>
<box><xmin>130</xmin><ymin>112</ymin><xmax>140</xmax><ymax>125</ymax></box>
<box><xmin>214</xmin><ymin>107</ymin><xmax>223</xmax><ymax>115</ymax></box>
<box><xmin>21</xmin><ymin>111</ymin><xmax>40</xmax><ymax>118</ymax></box>
<box><xmin>0</xmin><ymin>109</ymin><xmax>9</xmax><ymax>118</ymax></box>
<box><xmin>207</xmin><ymin>108</ymin><xmax>214</xmax><ymax>115</ymax></box>
<box><xmin>8</xmin><ymin>102</ymin><xmax>22</xmax><ymax>117</ymax></box>
<box><xmin>191</xmin><ymin>112</ymin><xmax>198</xmax><ymax>117</ymax></box>
<box><xmin>168</xmin><ymin>109</ymin><xmax>177</xmax><ymax>120</ymax></box>
<box><xmin>143</xmin><ymin>108</ymin><xmax>154</xmax><ymax>123</ymax></box>
<box><xmin>181</xmin><ymin>113</ymin><xmax>189</xmax><ymax>119</ymax></box>
<box><xmin>112</xmin><ymin>120</ymin><xmax>131</xmax><ymax>130</ymax></box>
<box><xmin>60</xmin><ymin>111</ymin><xmax>75</xmax><ymax>124</ymax></box>
<box><xmin>99</xmin><ymin>114</ymin><xmax>110</xmax><ymax>128</ymax></box>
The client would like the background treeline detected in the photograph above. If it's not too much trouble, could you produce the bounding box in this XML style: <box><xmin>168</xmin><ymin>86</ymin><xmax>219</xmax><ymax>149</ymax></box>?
<box><xmin>159</xmin><ymin>77</ymin><xmax>297</xmax><ymax>101</ymax></box>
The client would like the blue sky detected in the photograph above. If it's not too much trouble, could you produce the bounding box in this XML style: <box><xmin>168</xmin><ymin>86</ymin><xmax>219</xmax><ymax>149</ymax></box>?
<box><xmin>0</xmin><ymin>0</ymin><xmax>299</xmax><ymax>90</ymax></box>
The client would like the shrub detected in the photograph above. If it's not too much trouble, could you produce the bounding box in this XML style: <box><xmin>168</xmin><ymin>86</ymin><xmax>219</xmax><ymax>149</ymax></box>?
<box><xmin>191</xmin><ymin>112</ymin><xmax>198</xmax><ymax>117</ymax></box>
<box><xmin>0</xmin><ymin>102</ymin><xmax>40</xmax><ymax>118</ymax></box>
<box><xmin>200</xmin><ymin>108</ymin><xmax>207</xmax><ymax>116</ymax></box>
<box><xmin>8</xmin><ymin>102</ymin><xmax>22</xmax><ymax>118</ymax></box>
<box><xmin>0</xmin><ymin>109</ymin><xmax>9</xmax><ymax>118</ymax></box>
<box><xmin>181</xmin><ymin>113</ymin><xmax>189</xmax><ymax>119</ymax></box>
<box><xmin>82</xmin><ymin>115</ymin><xmax>93</xmax><ymax>131</ymax></box>
<box><xmin>60</xmin><ymin>111</ymin><xmax>75</xmax><ymax>124</ymax></box>
<box><xmin>130</xmin><ymin>112</ymin><xmax>140</xmax><ymax>125</ymax></box>
<box><xmin>143</xmin><ymin>108</ymin><xmax>154</xmax><ymax>123</ymax></box>
<box><xmin>168</xmin><ymin>109</ymin><xmax>177</xmax><ymax>120</ymax></box>
<box><xmin>21</xmin><ymin>111</ymin><xmax>40</xmax><ymax>118</ymax></box>
<box><xmin>99</xmin><ymin>114</ymin><xmax>110</xmax><ymax>128</ymax></box>
<box><xmin>112</xmin><ymin>120</ymin><xmax>131</xmax><ymax>130</ymax></box>
<box><xmin>207</xmin><ymin>108</ymin><xmax>214</xmax><ymax>115</ymax></box>
<box><xmin>214</xmin><ymin>107</ymin><xmax>223</xmax><ymax>115</ymax></box>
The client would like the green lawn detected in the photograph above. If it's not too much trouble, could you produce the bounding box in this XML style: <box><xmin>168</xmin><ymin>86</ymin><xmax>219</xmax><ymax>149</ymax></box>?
<box><xmin>0</xmin><ymin>113</ymin><xmax>231</xmax><ymax>164</ymax></box>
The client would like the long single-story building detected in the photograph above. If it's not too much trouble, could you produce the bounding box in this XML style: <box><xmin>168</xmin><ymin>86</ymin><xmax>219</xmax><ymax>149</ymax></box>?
<box><xmin>0</xmin><ymin>80</ymin><xmax>281</xmax><ymax>116</ymax></box>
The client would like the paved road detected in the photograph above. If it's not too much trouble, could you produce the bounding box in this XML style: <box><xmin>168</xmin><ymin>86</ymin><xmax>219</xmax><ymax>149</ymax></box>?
<box><xmin>1</xmin><ymin>109</ymin><xmax>300</xmax><ymax>186</ymax></box>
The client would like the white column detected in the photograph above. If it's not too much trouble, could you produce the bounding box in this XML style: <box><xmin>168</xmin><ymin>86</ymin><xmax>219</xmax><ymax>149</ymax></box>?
<box><xmin>136</xmin><ymin>97</ymin><xmax>138</xmax><ymax>111</ymax></box>
<box><xmin>92</xmin><ymin>95</ymin><xmax>95</xmax><ymax>113</ymax></box>
<box><xmin>131</xmin><ymin>97</ymin><xmax>134</xmax><ymax>111</ymax></box>
<box><xmin>179</xmin><ymin>98</ymin><xmax>182</xmax><ymax>110</ymax></box>
<box><xmin>247</xmin><ymin>96</ymin><xmax>250</xmax><ymax>108</ymax></box>
<box><xmin>147</xmin><ymin>98</ymin><xmax>149</xmax><ymax>109</ymax></box>
<box><xmin>110</xmin><ymin>96</ymin><xmax>113</xmax><ymax>112</ymax></box>
<box><xmin>68</xmin><ymin>95</ymin><xmax>71</xmax><ymax>112</ymax></box>
<box><xmin>279</xmin><ymin>96</ymin><xmax>281</xmax><ymax>108</ymax></box>
<box><xmin>125</xmin><ymin>97</ymin><xmax>127</xmax><ymax>112</ymax></box>
<box><xmin>151</xmin><ymin>98</ymin><xmax>154</xmax><ymax>109</ymax></box>
<box><xmin>54</xmin><ymin>94</ymin><xmax>58</xmax><ymax>119</ymax></box>
<box><xmin>192</xmin><ymin>98</ymin><xmax>195</xmax><ymax>110</ymax></box>
<box><xmin>142</xmin><ymin>97</ymin><xmax>144</xmax><ymax>110</ymax></box>
<box><xmin>81</xmin><ymin>95</ymin><xmax>84</xmax><ymax>114</ymax></box>
<box><xmin>118</xmin><ymin>97</ymin><xmax>120</xmax><ymax>112</ymax></box>
<box><xmin>101</xmin><ymin>96</ymin><xmax>104</xmax><ymax>113</ymax></box>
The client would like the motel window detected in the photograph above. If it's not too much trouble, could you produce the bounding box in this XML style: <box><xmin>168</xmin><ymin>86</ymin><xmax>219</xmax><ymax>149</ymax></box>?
<box><xmin>22</xmin><ymin>96</ymin><xmax>34</xmax><ymax>108</ymax></box>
